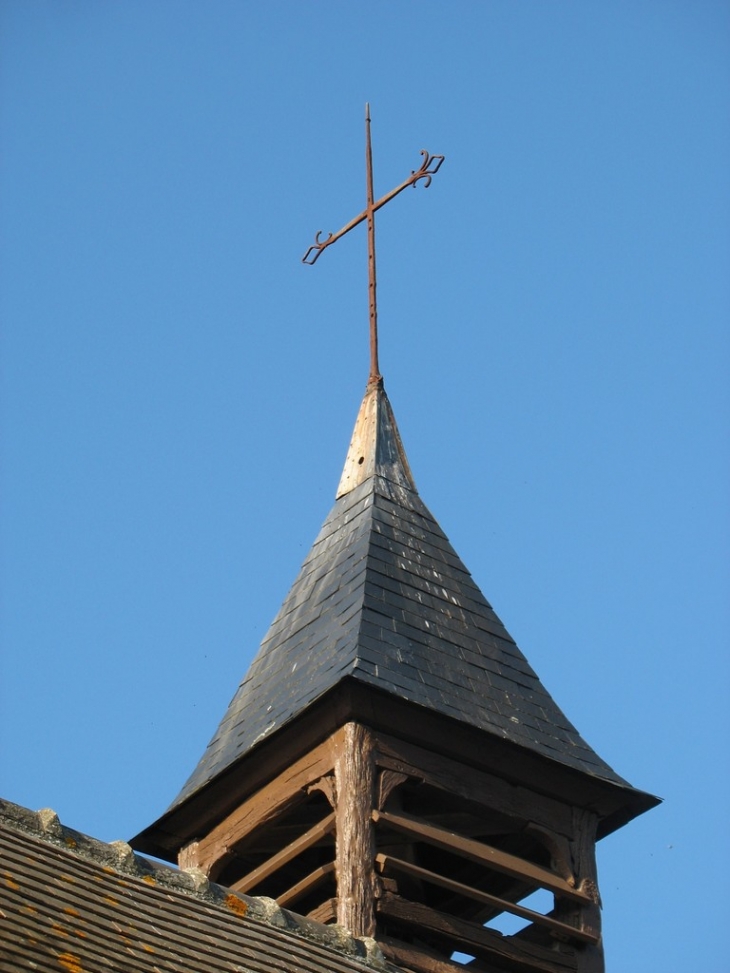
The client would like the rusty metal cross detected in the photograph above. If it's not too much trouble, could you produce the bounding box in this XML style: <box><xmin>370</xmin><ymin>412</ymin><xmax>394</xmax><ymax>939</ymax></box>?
<box><xmin>303</xmin><ymin>105</ymin><xmax>444</xmax><ymax>386</ymax></box>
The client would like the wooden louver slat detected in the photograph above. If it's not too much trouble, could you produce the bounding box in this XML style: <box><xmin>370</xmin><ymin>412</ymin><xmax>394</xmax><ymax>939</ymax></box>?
<box><xmin>192</xmin><ymin>742</ymin><xmax>335</xmax><ymax>875</ymax></box>
<box><xmin>375</xmin><ymin>853</ymin><xmax>598</xmax><ymax>945</ymax></box>
<box><xmin>307</xmin><ymin>897</ymin><xmax>338</xmax><ymax>924</ymax></box>
<box><xmin>377</xmin><ymin>892</ymin><xmax>577</xmax><ymax>973</ymax></box>
<box><xmin>230</xmin><ymin>811</ymin><xmax>336</xmax><ymax>893</ymax></box>
<box><xmin>372</xmin><ymin>809</ymin><xmax>589</xmax><ymax>904</ymax></box>
<box><xmin>277</xmin><ymin>861</ymin><xmax>336</xmax><ymax>908</ymax></box>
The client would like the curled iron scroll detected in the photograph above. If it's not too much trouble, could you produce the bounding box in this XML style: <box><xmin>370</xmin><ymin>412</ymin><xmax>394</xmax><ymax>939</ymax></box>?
<box><xmin>410</xmin><ymin>149</ymin><xmax>445</xmax><ymax>189</ymax></box>
<box><xmin>302</xmin><ymin>230</ymin><xmax>335</xmax><ymax>265</ymax></box>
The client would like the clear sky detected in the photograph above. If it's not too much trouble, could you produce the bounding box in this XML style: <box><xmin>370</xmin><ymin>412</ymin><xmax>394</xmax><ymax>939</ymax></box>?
<box><xmin>1</xmin><ymin>2</ymin><xmax>728</xmax><ymax>970</ymax></box>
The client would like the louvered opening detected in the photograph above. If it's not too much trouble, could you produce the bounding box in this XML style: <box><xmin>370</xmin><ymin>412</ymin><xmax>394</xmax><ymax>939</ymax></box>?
<box><xmin>373</xmin><ymin>776</ymin><xmax>591</xmax><ymax>972</ymax></box>
<box><xmin>214</xmin><ymin>791</ymin><xmax>337</xmax><ymax>918</ymax></box>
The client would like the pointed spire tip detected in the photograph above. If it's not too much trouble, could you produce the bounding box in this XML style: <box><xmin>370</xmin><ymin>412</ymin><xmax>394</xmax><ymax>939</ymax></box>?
<box><xmin>336</xmin><ymin>383</ymin><xmax>416</xmax><ymax>499</ymax></box>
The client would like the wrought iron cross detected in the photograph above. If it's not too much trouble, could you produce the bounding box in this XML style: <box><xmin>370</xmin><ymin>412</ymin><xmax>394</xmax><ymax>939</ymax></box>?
<box><xmin>303</xmin><ymin>105</ymin><xmax>444</xmax><ymax>386</ymax></box>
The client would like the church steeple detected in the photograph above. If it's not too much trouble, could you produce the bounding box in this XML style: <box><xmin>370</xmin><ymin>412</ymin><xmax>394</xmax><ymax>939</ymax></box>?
<box><xmin>132</xmin><ymin>114</ymin><xmax>658</xmax><ymax>973</ymax></box>
<box><xmin>133</xmin><ymin>375</ymin><xmax>657</xmax><ymax>970</ymax></box>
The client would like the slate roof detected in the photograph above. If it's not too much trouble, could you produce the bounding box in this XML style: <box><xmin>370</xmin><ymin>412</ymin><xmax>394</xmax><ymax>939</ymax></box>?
<box><xmin>0</xmin><ymin>798</ymin><xmax>390</xmax><ymax>973</ymax></box>
<box><xmin>169</xmin><ymin>382</ymin><xmax>629</xmax><ymax>812</ymax></box>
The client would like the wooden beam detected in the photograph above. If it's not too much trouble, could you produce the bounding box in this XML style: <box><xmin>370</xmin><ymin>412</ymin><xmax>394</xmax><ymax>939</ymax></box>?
<box><xmin>334</xmin><ymin>722</ymin><xmax>376</xmax><ymax>937</ymax></box>
<box><xmin>307</xmin><ymin>898</ymin><xmax>337</xmax><ymax>924</ymax></box>
<box><xmin>377</xmin><ymin>892</ymin><xmax>577</xmax><ymax>973</ymax></box>
<box><xmin>229</xmin><ymin>811</ymin><xmax>335</xmax><ymax>894</ymax></box>
<box><xmin>525</xmin><ymin>824</ymin><xmax>575</xmax><ymax>887</ymax></box>
<box><xmin>377</xmin><ymin>769</ymin><xmax>409</xmax><ymax>811</ymax></box>
<box><xmin>376</xmin><ymin>854</ymin><xmax>598</xmax><ymax>946</ymax></box>
<box><xmin>307</xmin><ymin>773</ymin><xmax>336</xmax><ymax>808</ymax></box>
<box><xmin>422</xmin><ymin>812</ymin><xmax>527</xmax><ymax>839</ymax></box>
<box><xmin>177</xmin><ymin>839</ymin><xmax>199</xmax><ymax>871</ymax></box>
<box><xmin>555</xmin><ymin>810</ymin><xmax>603</xmax><ymax>973</ymax></box>
<box><xmin>374</xmin><ymin>732</ymin><xmax>573</xmax><ymax>837</ymax></box>
<box><xmin>277</xmin><ymin>861</ymin><xmax>335</xmax><ymax>909</ymax></box>
<box><xmin>193</xmin><ymin>738</ymin><xmax>335</xmax><ymax>877</ymax></box>
<box><xmin>378</xmin><ymin>935</ymin><xmax>494</xmax><ymax>973</ymax></box>
<box><xmin>372</xmin><ymin>810</ymin><xmax>590</xmax><ymax>904</ymax></box>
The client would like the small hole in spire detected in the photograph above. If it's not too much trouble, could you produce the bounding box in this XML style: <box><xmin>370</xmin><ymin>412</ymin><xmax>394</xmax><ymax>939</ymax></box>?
<box><xmin>358</xmin><ymin>456</ymin><xmax>364</xmax><ymax>465</ymax></box>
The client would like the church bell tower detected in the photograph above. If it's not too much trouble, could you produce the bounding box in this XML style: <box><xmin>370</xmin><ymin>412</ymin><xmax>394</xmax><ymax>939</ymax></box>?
<box><xmin>131</xmin><ymin>110</ymin><xmax>658</xmax><ymax>973</ymax></box>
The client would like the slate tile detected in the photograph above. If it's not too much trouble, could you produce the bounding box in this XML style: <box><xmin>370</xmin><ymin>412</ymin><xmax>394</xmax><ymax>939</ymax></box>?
<box><xmin>173</xmin><ymin>434</ymin><xmax>626</xmax><ymax>809</ymax></box>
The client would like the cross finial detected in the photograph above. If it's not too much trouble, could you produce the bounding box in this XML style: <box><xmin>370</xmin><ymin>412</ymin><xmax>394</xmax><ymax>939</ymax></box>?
<box><xmin>303</xmin><ymin>106</ymin><xmax>444</xmax><ymax>387</ymax></box>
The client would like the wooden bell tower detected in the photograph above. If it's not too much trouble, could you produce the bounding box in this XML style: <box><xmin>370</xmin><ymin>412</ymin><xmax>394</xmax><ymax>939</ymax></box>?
<box><xmin>133</xmin><ymin>382</ymin><xmax>658</xmax><ymax>973</ymax></box>
<box><xmin>133</xmin><ymin>110</ymin><xmax>657</xmax><ymax>970</ymax></box>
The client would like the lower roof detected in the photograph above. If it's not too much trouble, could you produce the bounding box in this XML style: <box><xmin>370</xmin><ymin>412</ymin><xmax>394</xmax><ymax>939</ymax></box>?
<box><xmin>0</xmin><ymin>797</ymin><xmax>391</xmax><ymax>973</ymax></box>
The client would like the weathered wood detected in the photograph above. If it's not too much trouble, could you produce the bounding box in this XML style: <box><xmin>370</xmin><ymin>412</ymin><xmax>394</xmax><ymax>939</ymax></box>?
<box><xmin>177</xmin><ymin>839</ymin><xmax>200</xmax><ymax>871</ymax></box>
<box><xmin>377</xmin><ymin>892</ymin><xmax>577</xmax><ymax>973</ymax></box>
<box><xmin>556</xmin><ymin>809</ymin><xmax>603</xmax><ymax>973</ymax></box>
<box><xmin>334</xmin><ymin>722</ymin><xmax>376</xmax><ymax>937</ymax></box>
<box><xmin>374</xmin><ymin>732</ymin><xmax>573</xmax><ymax>837</ymax></box>
<box><xmin>373</xmin><ymin>809</ymin><xmax>590</xmax><ymax>904</ymax></box>
<box><xmin>379</xmin><ymin>936</ymin><xmax>495</xmax><ymax>973</ymax></box>
<box><xmin>194</xmin><ymin>738</ymin><xmax>335</xmax><ymax>878</ymax></box>
<box><xmin>525</xmin><ymin>824</ymin><xmax>575</xmax><ymax>886</ymax></box>
<box><xmin>307</xmin><ymin>897</ymin><xmax>337</xmax><ymax>924</ymax></box>
<box><xmin>277</xmin><ymin>861</ymin><xmax>336</xmax><ymax>908</ymax></box>
<box><xmin>229</xmin><ymin>811</ymin><xmax>335</xmax><ymax>893</ymax></box>
<box><xmin>377</xmin><ymin>769</ymin><xmax>409</xmax><ymax>810</ymax></box>
<box><xmin>308</xmin><ymin>773</ymin><xmax>337</xmax><ymax>808</ymax></box>
<box><xmin>376</xmin><ymin>854</ymin><xmax>598</xmax><ymax>946</ymax></box>
<box><xmin>422</xmin><ymin>812</ymin><xmax>523</xmax><ymax>838</ymax></box>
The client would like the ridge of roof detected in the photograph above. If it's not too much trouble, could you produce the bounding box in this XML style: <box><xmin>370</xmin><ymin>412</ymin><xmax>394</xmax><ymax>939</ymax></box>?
<box><xmin>0</xmin><ymin>797</ymin><xmax>389</xmax><ymax>971</ymax></box>
<box><xmin>166</xmin><ymin>384</ymin><xmax>630</xmax><ymax>815</ymax></box>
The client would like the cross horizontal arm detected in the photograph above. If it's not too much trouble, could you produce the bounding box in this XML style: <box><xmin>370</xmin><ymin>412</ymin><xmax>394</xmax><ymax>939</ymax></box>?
<box><xmin>302</xmin><ymin>149</ymin><xmax>444</xmax><ymax>265</ymax></box>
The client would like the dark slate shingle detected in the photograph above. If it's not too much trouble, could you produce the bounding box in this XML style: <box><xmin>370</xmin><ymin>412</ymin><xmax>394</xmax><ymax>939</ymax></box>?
<box><xmin>167</xmin><ymin>385</ymin><xmax>628</xmax><ymax>811</ymax></box>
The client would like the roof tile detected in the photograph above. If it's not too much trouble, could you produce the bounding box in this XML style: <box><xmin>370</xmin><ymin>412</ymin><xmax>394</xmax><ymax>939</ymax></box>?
<box><xmin>0</xmin><ymin>800</ymin><xmax>388</xmax><ymax>973</ymax></box>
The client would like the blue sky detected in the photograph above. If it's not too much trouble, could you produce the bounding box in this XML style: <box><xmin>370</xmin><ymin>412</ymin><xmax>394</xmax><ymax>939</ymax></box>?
<box><xmin>1</xmin><ymin>2</ymin><xmax>728</xmax><ymax>969</ymax></box>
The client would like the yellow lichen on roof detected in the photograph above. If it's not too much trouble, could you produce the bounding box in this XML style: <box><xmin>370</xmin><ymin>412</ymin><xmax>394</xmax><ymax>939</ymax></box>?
<box><xmin>224</xmin><ymin>893</ymin><xmax>248</xmax><ymax>917</ymax></box>
<box><xmin>57</xmin><ymin>952</ymin><xmax>83</xmax><ymax>973</ymax></box>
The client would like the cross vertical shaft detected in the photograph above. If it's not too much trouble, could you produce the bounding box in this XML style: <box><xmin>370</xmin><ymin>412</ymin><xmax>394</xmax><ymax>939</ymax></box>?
<box><xmin>365</xmin><ymin>105</ymin><xmax>380</xmax><ymax>386</ymax></box>
<box><xmin>302</xmin><ymin>107</ymin><xmax>444</xmax><ymax>385</ymax></box>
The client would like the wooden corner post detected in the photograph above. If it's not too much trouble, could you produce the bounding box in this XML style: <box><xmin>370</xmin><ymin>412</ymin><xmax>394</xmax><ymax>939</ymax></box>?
<box><xmin>334</xmin><ymin>722</ymin><xmax>376</xmax><ymax>937</ymax></box>
<box><xmin>558</xmin><ymin>809</ymin><xmax>604</xmax><ymax>973</ymax></box>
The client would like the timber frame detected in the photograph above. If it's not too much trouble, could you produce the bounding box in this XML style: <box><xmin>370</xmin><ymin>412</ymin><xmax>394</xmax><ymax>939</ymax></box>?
<box><xmin>178</xmin><ymin>720</ymin><xmax>605</xmax><ymax>973</ymax></box>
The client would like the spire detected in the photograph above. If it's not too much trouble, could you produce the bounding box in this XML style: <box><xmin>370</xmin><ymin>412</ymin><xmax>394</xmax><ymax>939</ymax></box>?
<box><xmin>336</xmin><ymin>379</ymin><xmax>414</xmax><ymax>498</ymax></box>
<box><xmin>134</xmin><ymin>382</ymin><xmax>650</xmax><ymax>835</ymax></box>
<box><xmin>132</xmin><ymin>382</ymin><xmax>657</xmax><ymax>969</ymax></box>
